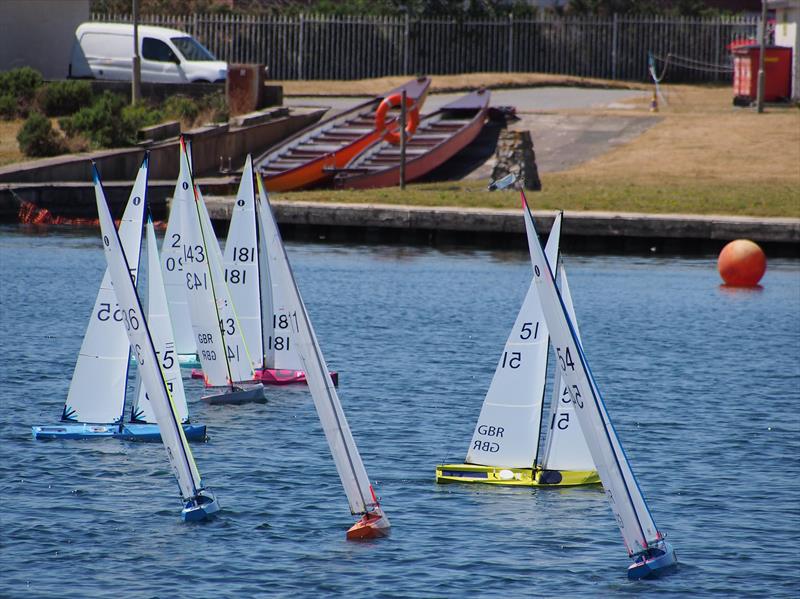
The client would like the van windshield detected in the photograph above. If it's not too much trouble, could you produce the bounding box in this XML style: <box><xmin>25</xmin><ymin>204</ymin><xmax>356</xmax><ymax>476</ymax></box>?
<box><xmin>171</xmin><ymin>37</ymin><xmax>217</xmax><ymax>61</ymax></box>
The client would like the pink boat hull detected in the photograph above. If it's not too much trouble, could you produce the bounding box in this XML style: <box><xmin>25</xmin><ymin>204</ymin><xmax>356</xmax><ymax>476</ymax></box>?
<box><xmin>190</xmin><ymin>368</ymin><xmax>338</xmax><ymax>386</ymax></box>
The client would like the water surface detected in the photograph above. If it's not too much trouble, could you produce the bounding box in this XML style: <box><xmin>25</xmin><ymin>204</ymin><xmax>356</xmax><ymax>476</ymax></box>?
<box><xmin>1</xmin><ymin>225</ymin><xmax>798</xmax><ymax>597</ymax></box>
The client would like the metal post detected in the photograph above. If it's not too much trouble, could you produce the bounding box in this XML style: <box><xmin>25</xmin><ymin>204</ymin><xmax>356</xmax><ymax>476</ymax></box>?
<box><xmin>399</xmin><ymin>90</ymin><xmax>406</xmax><ymax>190</ymax></box>
<box><xmin>611</xmin><ymin>13</ymin><xmax>618</xmax><ymax>80</ymax></box>
<box><xmin>298</xmin><ymin>14</ymin><xmax>305</xmax><ymax>80</ymax></box>
<box><xmin>132</xmin><ymin>0</ymin><xmax>141</xmax><ymax>104</ymax></box>
<box><xmin>756</xmin><ymin>0</ymin><xmax>767</xmax><ymax>113</ymax></box>
<box><xmin>507</xmin><ymin>13</ymin><xmax>514</xmax><ymax>73</ymax></box>
<box><xmin>403</xmin><ymin>12</ymin><xmax>410</xmax><ymax>75</ymax></box>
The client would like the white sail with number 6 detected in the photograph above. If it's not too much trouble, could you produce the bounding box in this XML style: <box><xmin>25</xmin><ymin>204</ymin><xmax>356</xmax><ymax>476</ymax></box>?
<box><xmin>93</xmin><ymin>164</ymin><xmax>218</xmax><ymax>522</ymax></box>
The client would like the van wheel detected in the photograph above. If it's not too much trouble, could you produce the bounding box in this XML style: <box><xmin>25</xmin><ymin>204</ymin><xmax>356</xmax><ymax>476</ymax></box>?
<box><xmin>193</xmin><ymin>79</ymin><xmax>210</xmax><ymax>83</ymax></box>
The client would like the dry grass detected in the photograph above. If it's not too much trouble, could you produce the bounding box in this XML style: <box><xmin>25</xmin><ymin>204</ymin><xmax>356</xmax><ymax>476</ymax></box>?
<box><xmin>0</xmin><ymin>120</ymin><xmax>24</xmax><ymax>167</ymax></box>
<box><xmin>276</xmin><ymin>72</ymin><xmax>646</xmax><ymax>96</ymax></box>
<box><xmin>543</xmin><ymin>84</ymin><xmax>800</xmax><ymax>216</ymax></box>
<box><xmin>277</xmin><ymin>81</ymin><xmax>800</xmax><ymax>218</ymax></box>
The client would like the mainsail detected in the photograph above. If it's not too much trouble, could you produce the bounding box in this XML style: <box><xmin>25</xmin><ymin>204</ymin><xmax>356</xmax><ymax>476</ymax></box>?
<box><xmin>223</xmin><ymin>155</ymin><xmax>263</xmax><ymax>370</ymax></box>
<box><xmin>465</xmin><ymin>213</ymin><xmax>561</xmax><ymax>468</ymax></box>
<box><xmin>522</xmin><ymin>193</ymin><xmax>662</xmax><ymax>557</ymax></box>
<box><xmin>62</xmin><ymin>158</ymin><xmax>148</xmax><ymax>424</ymax></box>
<box><xmin>161</xmin><ymin>155</ymin><xmax>196</xmax><ymax>358</ymax></box>
<box><xmin>93</xmin><ymin>163</ymin><xmax>203</xmax><ymax>503</ymax></box>
<box><xmin>256</xmin><ymin>175</ymin><xmax>388</xmax><ymax>530</ymax></box>
<box><xmin>178</xmin><ymin>140</ymin><xmax>254</xmax><ymax>385</ymax></box>
<box><xmin>255</xmin><ymin>175</ymin><xmax>305</xmax><ymax>371</ymax></box>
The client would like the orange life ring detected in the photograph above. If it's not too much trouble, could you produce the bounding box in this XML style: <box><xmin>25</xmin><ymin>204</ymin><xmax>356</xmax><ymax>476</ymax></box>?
<box><xmin>374</xmin><ymin>93</ymin><xmax>420</xmax><ymax>145</ymax></box>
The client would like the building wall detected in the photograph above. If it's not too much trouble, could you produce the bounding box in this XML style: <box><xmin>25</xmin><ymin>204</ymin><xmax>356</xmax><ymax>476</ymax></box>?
<box><xmin>773</xmin><ymin>2</ymin><xmax>800</xmax><ymax>100</ymax></box>
<box><xmin>0</xmin><ymin>0</ymin><xmax>89</xmax><ymax>79</ymax></box>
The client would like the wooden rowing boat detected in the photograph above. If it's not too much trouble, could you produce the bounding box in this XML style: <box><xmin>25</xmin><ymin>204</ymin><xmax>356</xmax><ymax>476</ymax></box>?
<box><xmin>333</xmin><ymin>88</ymin><xmax>490</xmax><ymax>190</ymax></box>
<box><xmin>253</xmin><ymin>77</ymin><xmax>431</xmax><ymax>192</ymax></box>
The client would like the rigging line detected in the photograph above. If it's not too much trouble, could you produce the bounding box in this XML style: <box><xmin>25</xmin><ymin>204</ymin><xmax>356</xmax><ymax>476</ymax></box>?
<box><xmin>652</xmin><ymin>52</ymin><xmax>733</xmax><ymax>72</ymax></box>
<box><xmin>649</xmin><ymin>52</ymin><xmax>670</xmax><ymax>83</ymax></box>
<box><xmin>250</xmin><ymin>167</ymin><xmax>267</xmax><ymax>371</ymax></box>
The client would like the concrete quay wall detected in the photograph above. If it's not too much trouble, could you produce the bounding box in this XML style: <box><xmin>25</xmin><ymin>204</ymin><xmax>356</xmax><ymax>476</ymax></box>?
<box><xmin>203</xmin><ymin>198</ymin><xmax>800</xmax><ymax>256</ymax></box>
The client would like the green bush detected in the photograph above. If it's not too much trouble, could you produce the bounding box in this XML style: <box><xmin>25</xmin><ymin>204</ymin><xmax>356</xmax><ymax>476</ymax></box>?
<box><xmin>0</xmin><ymin>67</ymin><xmax>44</xmax><ymax>103</ymax></box>
<box><xmin>38</xmin><ymin>80</ymin><xmax>94</xmax><ymax>116</ymax></box>
<box><xmin>0</xmin><ymin>94</ymin><xmax>16</xmax><ymax>120</ymax></box>
<box><xmin>17</xmin><ymin>112</ymin><xmax>64</xmax><ymax>157</ymax></box>
<box><xmin>122</xmin><ymin>102</ymin><xmax>164</xmax><ymax>133</ymax></box>
<box><xmin>59</xmin><ymin>91</ymin><xmax>164</xmax><ymax>148</ymax></box>
<box><xmin>163</xmin><ymin>95</ymin><xmax>199</xmax><ymax>123</ymax></box>
<box><xmin>199</xmin><ymin>91</ymin><xmax>228</xmax><ymax>123</ymax></box>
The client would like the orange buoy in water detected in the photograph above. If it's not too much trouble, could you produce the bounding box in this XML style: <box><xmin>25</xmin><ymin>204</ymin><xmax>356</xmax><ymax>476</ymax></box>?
<box><xmin>718</xmin><ymin>239</ymin><xmax>767</xmax><ymax>286</ymax></box>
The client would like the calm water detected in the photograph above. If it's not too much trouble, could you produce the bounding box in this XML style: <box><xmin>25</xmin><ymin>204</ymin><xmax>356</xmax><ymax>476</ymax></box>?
<box><xmin>1</xmin><ymin>225</ymin><xmax>798</xmax><ymax>598</ymax></box>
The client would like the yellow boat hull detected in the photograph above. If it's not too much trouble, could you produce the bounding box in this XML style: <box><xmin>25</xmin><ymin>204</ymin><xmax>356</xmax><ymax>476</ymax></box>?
<box><xmin>435</xmin><ymin>463</ymin><xmax>601</xmax><ymax>487</ymax></box>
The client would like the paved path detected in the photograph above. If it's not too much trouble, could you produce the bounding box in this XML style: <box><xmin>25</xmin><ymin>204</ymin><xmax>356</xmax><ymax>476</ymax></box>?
<box><xmin>285</xmin><ymin>87</ymin><xmax>655</xmax><ymax>179</ymax></box>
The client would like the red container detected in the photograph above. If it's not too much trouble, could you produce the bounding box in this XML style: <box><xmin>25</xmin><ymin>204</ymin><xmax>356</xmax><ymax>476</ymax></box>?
<box><xmin>732</xmin><ymin>45</ymin><xmax>793</xmax><ymax>104</ymax></box>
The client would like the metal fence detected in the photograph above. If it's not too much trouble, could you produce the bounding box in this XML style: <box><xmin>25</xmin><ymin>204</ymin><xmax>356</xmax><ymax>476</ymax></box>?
<box><xmin>92</xmin><ymin>12</ymin><xmax>759</xmax><ymax>82</ymax></box>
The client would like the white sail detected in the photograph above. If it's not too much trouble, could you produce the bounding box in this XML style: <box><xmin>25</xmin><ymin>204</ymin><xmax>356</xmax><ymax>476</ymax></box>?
<box><xmin>465</xmin><ymin>213</ymin><xmax>561</xmax><ymax>468</ymax></box>
<box><xmin>257</xmin><ymin>175</ymin><xmax>384</xmax><ymax>519</ymax></box>
<box><xmin>94</xmin><ymin>165</ymin><xmax>202</xmax><ymax>501</ymax></box>
<box><xmin>132</xmin><ymin>219</ymin><xmax>190</xmax><ymax>424</ymax></box>
<box><xmin>179</xmin><ymin>142</ymin><xmax>254</xmax><ymax>385</ymax></box>
<box><xmin>540</xmin><ymin>264</ymin><xmax>595</xmax><ymax>473</ymax></box>
<box><xmin>522</xmin><ymin>196</ymin><xmax>661</xmax><ymax>556</ymax></box>
<box><xmin>63</xmin><ymin>159</ymin><xmax>148</xmax><ymax>424</ymax></box>
<box><xmin>256</xmin><ymin>175</ymin><xmax>304</xmax><ymax>371</ymax></box>
<box><xmin>223</xmin><ymin>155</ymin><xmax>263</xmax><ymax>370</ymax></box>
<box><xmin>161</xmin><ymin>157</ymin><xmax>196</xmax><ymax>357</ymax></box>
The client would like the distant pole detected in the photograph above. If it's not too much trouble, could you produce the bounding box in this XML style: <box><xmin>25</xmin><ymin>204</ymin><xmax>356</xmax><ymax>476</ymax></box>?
<box><xmin>132</xmin><ymin>0</ymin><xmax>141</xmax><ymax>105</ymax></box>
<box><xmin>756</xmin><ymin>0</ymin><xmax>767</xmax><ymax>113</ymax></box>
<box><xmin>399</xmin><ymin>90</ymin><xmax>407</xmax><ymax>190</ymax></box>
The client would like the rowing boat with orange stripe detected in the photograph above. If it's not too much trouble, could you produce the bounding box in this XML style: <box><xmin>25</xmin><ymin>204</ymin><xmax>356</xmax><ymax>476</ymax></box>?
<box><xmin>253</xmin><ymin>77</ymin><xmax>430</xmax><ymax>192</ymax></box>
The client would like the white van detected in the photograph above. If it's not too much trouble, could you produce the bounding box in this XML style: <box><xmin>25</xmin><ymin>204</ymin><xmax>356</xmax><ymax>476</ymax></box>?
<box><xmin>69</xmin><ymin>23</ymin><xmax>228</xmax><ymax>83</ymax></box>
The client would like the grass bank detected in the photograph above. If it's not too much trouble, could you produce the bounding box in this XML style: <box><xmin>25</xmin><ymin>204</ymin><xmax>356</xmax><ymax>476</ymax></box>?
<box><xmin>277</xmin><ymin>82</ymin><xmax>800</xmax><ymax>218</ymax></box>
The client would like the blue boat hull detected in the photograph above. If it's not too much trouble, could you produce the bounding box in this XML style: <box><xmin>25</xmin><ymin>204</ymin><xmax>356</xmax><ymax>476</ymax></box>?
<box><xmin>181</xmin><ymin>490</ymin><xmax>220</xmax><ymax>522</ymax></box>
<box><xmin>628</xmin><ymin>541</ymin><xmax>678</xmax><ymax>580</ymax></box>
<box><xmin>31</xmin><ymin>423</ymin><xmax>207</xmax><ymax>442</ymax></box>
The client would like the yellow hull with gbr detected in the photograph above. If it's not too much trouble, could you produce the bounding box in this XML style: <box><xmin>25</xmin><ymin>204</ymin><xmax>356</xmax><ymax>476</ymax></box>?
<box><xmin>436</xmin><ymin>463</ymin><xmax>600</xmax><ymax>487</ymax></box>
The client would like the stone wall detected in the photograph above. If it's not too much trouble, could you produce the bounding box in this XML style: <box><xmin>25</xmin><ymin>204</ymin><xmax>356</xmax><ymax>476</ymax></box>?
<box><xmin>490</xmin><ymin>130</ymin><xmax>542</xmax><ymax>191</ymax></box>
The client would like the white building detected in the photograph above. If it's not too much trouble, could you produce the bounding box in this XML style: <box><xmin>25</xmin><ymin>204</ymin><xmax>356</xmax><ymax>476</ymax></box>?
<box><xmin>0</xmin><ymin>0</ymin><xmax>90</xmax><ymax>79</ymax></box>
<box><xmin>770</xmin><ymin>0</ymin><xmax>800</xmax><ymax>100</ymax></box>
